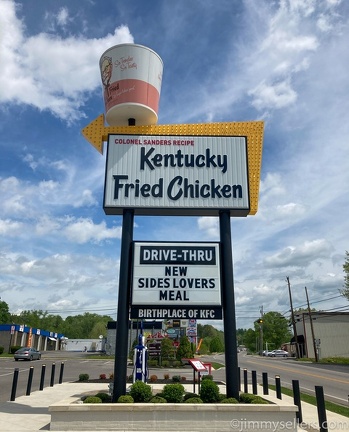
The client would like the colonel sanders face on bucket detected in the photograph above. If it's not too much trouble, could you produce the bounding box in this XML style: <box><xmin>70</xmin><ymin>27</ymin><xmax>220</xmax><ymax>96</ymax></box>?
<box><xmin>101</xmin><ymin>56</ymin><xmax>112</xmax><ymax>90</ymax></box>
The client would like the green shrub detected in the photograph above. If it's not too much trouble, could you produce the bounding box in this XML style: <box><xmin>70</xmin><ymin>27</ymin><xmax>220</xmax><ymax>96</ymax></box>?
<box><xmin>252</xmin><ymin>396</ymin><xmax>269</xmax><ymax>404</ymax></box>
<box><xmin>199</xmin><ymin>379</ymin><xmax>220</xmax><ymax>403</ymax></box>
<box><xmin>162</xmin><ymin>383</ymin><xmax>185</xmax><ymax>403</ymax></box>
<box><xmin>220</xmin><ymin>397</ymin><xmax>239</xmax><ymax>403</ymax></box>
<box><xmin>162</xmin><ymin>360</ymin><xmax>169</xmax><ymax>367</ymax></box>
<box><xmin>239</xmin><ymin>393</ymin><xmax>268</xmax><ymax>404</ymax></box>
<box><xmin>149</xmin><ymin>396</ymin><xmax>167</xmax><ymax>403</ymax></box>
<box><xmin>78</xmin><ymin>373</ymin><xmax>89</xmax><ymax>382</ymax></box>
<box><xmin>239</xmin><ymin>393</ymin><xmax>255</xmax><ymax>403</ymax></box>
<box><xmin>83</xmin><ymin>396</ymin><xmax>102</xmax><ymax>403</ymax></box>
<box><xmin>183</xmin><ymin>392</ymin><xmax>199</xmax><ymax>401</ymax></box>
<box><xmin>0</xmin><ymin>346</ymin><xmax>4</xmax><ymax>355</ymax></box>
<box><xmin>185</xmin><ymin>397</ymin><xmax>203</xmax><ymax>403</ymax></box>
<box><xmin>10</xmin><ymin>346</ymin><xmax>21</xmax><ymax>354</ymax></box>
<box><xmin>202</xmin><ymin>374</ymin><xmax>213</xmax><ymax>381</ymax></box>
<box><xmin>129</xmin><ymin>380</ymin><xmax>152</xmax><ymax>402</ymax></box>
<box><xmin>94</xmin><ymin>392</ymin><xmax>111</xmax><ymax>403</ymax></box>
<box><xmin>163</xmin><ymin>373</ymin><xmax>170</xmax><ymax>380</ymax></box>
<box><xmin>117</xmin><ymin>395</ymin><xmax>134</xmax><ymax>403</ymax></box>
<box><xmin>171</xmin><ymin>375</ymin><xmax>181</xmax><ymax>382</ymax></box>
<box><xmin>148</xmin><ymin>359</ymin><xmax>158</xmax><ymax>367</ymax></box>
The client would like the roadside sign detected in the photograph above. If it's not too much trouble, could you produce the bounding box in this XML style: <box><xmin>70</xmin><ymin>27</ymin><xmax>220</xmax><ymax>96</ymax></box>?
<box><xmin>131</xmin><ymin>241</ymin><xmax>222</xmax><ymax>319</ymax></box>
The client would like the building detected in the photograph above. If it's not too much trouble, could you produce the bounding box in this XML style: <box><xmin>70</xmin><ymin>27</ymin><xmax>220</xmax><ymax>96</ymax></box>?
<box><xmin>106</xmin><ymin>320</ymin><xmax>164</xmax><ymax>356</ymax></box>
<box><xmin>294</xmin><ymin>311</ymin><xmax>349</xmax><ymax>359</ymax></box>
<box><xmin>64</xmin><ymin>338</ymin><xmax>105</xmax><ymax>352</ymax></box>
<box><xmin>0</xmin><ymin>324</ymin><xmax>64</xmax><ymax>352</ymax></box>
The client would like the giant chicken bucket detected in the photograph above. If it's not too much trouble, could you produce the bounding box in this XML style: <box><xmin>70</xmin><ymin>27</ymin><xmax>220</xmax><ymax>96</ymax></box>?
<box><xmin>99</xmin><ymin>44</ymin><xmax>163</xmax><ymax>126</ymax></box>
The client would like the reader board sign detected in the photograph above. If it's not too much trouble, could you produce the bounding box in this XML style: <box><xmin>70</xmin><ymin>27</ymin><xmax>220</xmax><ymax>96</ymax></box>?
<box><xmin>131</xmin><ymin>242</ymin><xmax>222</xmax><ymax>320</ymax></box>
<box><xmin>188</xmin><ymin>359</ymin><xmax>209</xmax><ymax>373</ymax></box>
<box><xmin>104</xmin><ymin>134</ymin><xmax>249</xmax><ymax>216</ymax></box>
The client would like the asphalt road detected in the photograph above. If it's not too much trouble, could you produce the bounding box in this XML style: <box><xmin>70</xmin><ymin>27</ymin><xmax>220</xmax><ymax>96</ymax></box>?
<box><xmin>0</xmin><ymin>351</ymin><xmax>195</xmax><ymax>403</ymax></box>
<box><xmin>1</xmin><ymin>351</ymin><xmax>348</xmax><ymax>406</ymax></box>
<box><xmin>204</xmin><ymin>352</ymin><xmax>349</xmax><ymax>406</ymax></box>
<box><xmin>0</xmin><ymin>351</ymin><xmax>117</xmax><ymax>403</ymax></box>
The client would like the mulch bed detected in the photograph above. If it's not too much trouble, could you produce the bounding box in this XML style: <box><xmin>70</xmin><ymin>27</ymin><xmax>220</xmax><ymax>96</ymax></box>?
<box><xmin>78</xmin><ymin>379</ymin><xmax>196</xmax><ymax>384</ymax></box>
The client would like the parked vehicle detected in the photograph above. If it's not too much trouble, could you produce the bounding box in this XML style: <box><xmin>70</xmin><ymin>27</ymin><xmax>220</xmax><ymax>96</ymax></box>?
<box><xmin>14</xmin><ymin>347</ymin><xmax>41</xmax><ymax>361</ymax></box>
<box><xmin>267</xmin><ymin>349</ymin><xmax>289</xmax><ymax>357</ymax></box>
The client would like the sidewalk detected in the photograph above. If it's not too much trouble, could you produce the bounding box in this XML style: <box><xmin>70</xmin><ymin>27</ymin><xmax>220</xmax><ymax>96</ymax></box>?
<box><xmin>0</xmin><ymin>381</ymin><xmax>348</xmax><ymax>431</ymax></box>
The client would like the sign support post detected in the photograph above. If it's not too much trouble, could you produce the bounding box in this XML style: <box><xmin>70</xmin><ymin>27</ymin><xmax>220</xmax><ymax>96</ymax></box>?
<box><xmin>219</xmin><ymin>210</ymin><xmax>239</xmax><ymax>399</ymax></box>
<box><xmin>113</xmin><ymin>209</ymin><xmax>134</xmax><ymax>402</ymax></box>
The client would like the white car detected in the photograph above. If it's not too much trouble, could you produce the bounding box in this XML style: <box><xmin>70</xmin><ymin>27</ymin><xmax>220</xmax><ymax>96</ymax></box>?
<box><xmin>267</xmin><ymin>349</ymin><xmax>288</xmax><ymax>357</ymax></box>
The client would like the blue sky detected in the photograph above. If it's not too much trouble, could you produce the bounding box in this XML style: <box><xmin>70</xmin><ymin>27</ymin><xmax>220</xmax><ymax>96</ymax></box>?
<box><xmin>1</xmin><ymin>0</ymin><xmax>348</xmax><ymax>329</ymax></box>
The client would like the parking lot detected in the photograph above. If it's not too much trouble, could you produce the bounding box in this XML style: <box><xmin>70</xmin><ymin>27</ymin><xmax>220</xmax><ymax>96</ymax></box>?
<box><xmin>0</xmin><ymin>351</ymin><xmax>116</xmax><ymax>402</ymax></box>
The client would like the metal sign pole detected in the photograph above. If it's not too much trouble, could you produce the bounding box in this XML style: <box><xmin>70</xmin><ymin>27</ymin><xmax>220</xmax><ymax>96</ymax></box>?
<box><xmin>219</xmin><ymin>210</ymin><xmax>239</xmax><ymax>399</ymax></box>
<box><xmin>113</xmin><ymin>209</ymin><xmax>134</xmax><ymax>402</ymax></box>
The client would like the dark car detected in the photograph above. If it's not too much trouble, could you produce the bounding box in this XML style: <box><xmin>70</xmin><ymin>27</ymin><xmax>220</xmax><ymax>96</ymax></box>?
<box><xmin>14</xmin><ymin>347</ymin><xmax>41</xmax><ymax>361</ymax></box>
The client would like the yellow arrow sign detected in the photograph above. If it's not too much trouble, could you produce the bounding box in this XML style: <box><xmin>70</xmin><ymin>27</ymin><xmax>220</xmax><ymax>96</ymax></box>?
<box><xmin>81</xmin><ymin>114</ymin><xmax>264</xmax><ymax>214</ymax></box>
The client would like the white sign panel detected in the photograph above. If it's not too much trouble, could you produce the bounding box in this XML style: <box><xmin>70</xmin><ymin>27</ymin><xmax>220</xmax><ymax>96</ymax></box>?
<box><xmin>131</xmin><ymin>242</ymin><xmax>222</xmax><ymax>319</ymax></box>
<box><xmin>104</xmin><ymin>135</ymin><xmax>249</xmax><ymax>216</ymax></box>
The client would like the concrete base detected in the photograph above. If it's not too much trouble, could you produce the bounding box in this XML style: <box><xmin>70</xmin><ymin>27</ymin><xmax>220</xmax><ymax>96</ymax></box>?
<box><xmin>49</xmin><ymin>396</ymin><xmax>298</xmax><ymax>432</ymax></box>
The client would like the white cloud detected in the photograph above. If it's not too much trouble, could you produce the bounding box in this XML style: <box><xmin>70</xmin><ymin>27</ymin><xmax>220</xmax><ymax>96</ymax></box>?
<box><xmin>73</xmin><ymin>189</ymin><xmax>98</xmax><ymax>208</ymax></box>
<box><xmin>197</xmin><ymin>217</ymin><xmax>219</xmax><ymax>239</ymax></box>
<box><xmin>264</xmin><ymin>239</ymin><xmax>333</xmax><ymax>268</ymax></box>
<box><xmin>0</xmin><ymin>1</ymin><xmax>134</xmax><ymax>122</ymax></box>
<box><xmin>249</xmin><ymin>79</ymin><xmax>297</xmax><ymax>110</ymax></box>
<box><xmin>276</xmin><ymin>203</ymin><xmax>306</xmax><ymax>217</ymax></box>
<box><xmin>56</xmin><ymin>7</ymin><xmax>70</xmax><ymax>27</ymax></box>
<box><xmin>63</xmin><ymin>218</ymin><xmax>121</xmax><ymax>244</ymax></box>
<box><xmin>0</xmin><ymin>219</ymin><xmax>23</xmax><ymax>236</ymax></box>
<box><xmin>0</xmin><ymin>0</ymin><xmax>348</xmax><ymax>328</ymax></box>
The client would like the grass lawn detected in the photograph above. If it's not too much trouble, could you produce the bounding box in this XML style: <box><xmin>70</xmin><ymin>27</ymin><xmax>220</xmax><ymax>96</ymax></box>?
<box><xmin>268</xmin><ymin>384</ymin><xmax>349</xmax><ymax>418</ymax></box>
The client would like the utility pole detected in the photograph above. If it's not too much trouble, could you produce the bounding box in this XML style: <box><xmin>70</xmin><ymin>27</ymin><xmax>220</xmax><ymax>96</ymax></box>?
<box><xmin>286</xmin><ymin>277</ymin><xmax>300</xmax><ymax>358</ymax></box>
<box><xmin>259</xmin><ymin>305</ymin><xmax>264</xmax><ymax>355</ymax></box>
<box><xmin>305</xmin><ymin>287</ymin><xmax>318</xmax><ymax>362</ymax></box>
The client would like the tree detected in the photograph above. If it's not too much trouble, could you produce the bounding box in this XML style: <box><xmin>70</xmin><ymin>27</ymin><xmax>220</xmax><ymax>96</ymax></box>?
<box><xmin>209</xmin><ymin>336</ymin><xmax>224</xmax><ymax>353</ymax></box>
<box><xmin>341</xmin><ymin>251</ymin><xmax>349</xmax><ymax>300</ymax></box>
<box><xmin>243</xmin><ymin>328</ymin><xmax>257</xmax><ymax>352</ymax></box>
<box><xmin>236</xmin><ymin>328</ymin><xmax>247</xmax><ymax>346</ymax></box>
<box><xmin>161</xmin><ymin>337</ymin><xmax>175</xmax><ymax>360</ymax></box>
<box><xmin>197</xmin><ymin>323</ymin><xmax>225</xmax><ymax>352</ymax></box>
<box><xmin>259</xmin><ymin>311</ymin><xmax>292</xmax><ymax>351</ymax></box>
<box><xmin>61</xmin><ymin>313</ymin><xmax>112</xmax><ymax>338</ymax></box>
<box><xmin>176</xmin><ymin>335</ymin><xmax>193</xmax><ymax>360</ymax></box>
<box><xmin>0</xmin><ymin>300</ymin><xmax>11</xmax><ymax>324</ymax></box>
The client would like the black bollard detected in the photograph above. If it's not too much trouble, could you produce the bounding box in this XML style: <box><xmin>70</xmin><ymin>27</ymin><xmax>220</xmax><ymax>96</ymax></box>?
<box><xmin>275</xmin><ymin>375</ymin><xmax>282</xmax><ymax>399</ymax></box>
<box><xmin>315</xmin><ymin>386</ymin><xmax>328</xmax><ymax>432</ymax></box>
<box><xmin>26</xmin><ymin>367</ymin><xmax>34</xmax><ymax>396</ymax></box>
<box><xmin>10</xmin><ymin>368</ymin><xmax>19</xmax><ymax>401</ymax></box>
<box><xmin>292</xmin><ymin>380</ymin><xmax>303</xmax><ymax>424</ymax></box>
<box><xmin>243</xmin><ymin>368</ymin><xmax>248</xmax><ymax>393</ymax></box>
<box><xmin>252</xmin><ymin>370</ymin><xmax>257</xmax><ymax>395</ymax></box>
<box><xmin>238</xmin><ymin>367</ymin><xmax>241</xmax><ymax>391</ymax></box>
<box><xmin>39</xmin><ymin>364</ymin><xmax>46</xmax><ymax>390</ymax></box>
<box><xmin>262</xmin><ymin>372</ymin><xmax>269</xmax><ymax>395</ymax></box>
<box><xmin>59</xmin><ymin>362</ymin><xmax>65</xmax><ymax>384</ymax></box>
<box><xmin>50</xmin><ymin>362</ymin><xmax>56</xmax><ymax>387</ymax></box>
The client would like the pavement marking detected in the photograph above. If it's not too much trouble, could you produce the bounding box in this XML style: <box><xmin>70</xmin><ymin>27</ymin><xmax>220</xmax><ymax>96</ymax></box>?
<box><xmin>245</xmin><ymin>358</ymin><xmax>349</xmax><ymax>385</ymax></box>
